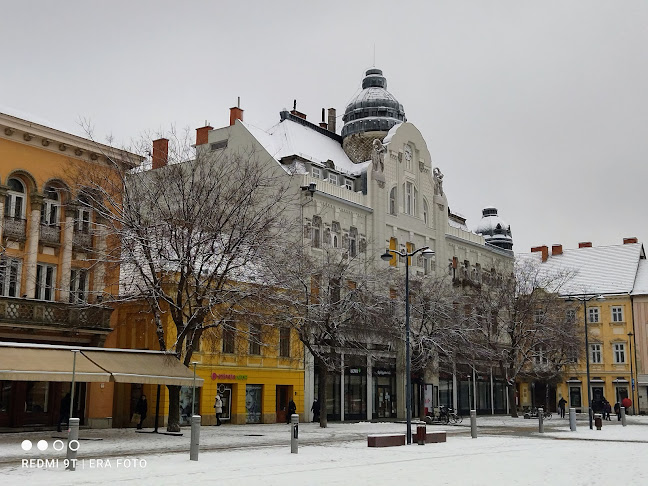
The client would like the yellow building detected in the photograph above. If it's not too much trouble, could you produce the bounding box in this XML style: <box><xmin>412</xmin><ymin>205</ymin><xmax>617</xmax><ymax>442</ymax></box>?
<box><xmin>0</xmin><ymin>111</ymin><xmax>141</xmax><ymax>428</ymax></box>
<box><xmin>524</xmin><ymin>240</ymin><xmax>644</xmax><ymax>414</ymax></box>
<box><xmin>113</xmin><ymin>300</ymin><xmax>304</xmax><ymax>427</ymax></box>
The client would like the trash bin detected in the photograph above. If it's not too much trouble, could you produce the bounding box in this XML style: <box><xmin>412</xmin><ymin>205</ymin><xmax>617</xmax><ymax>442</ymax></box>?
<box><xmin>594</xmin><ymin>413</ymin><xmax>602</xmax><ymax>430</ymax></box>
<box><xmin>417</xmin><ymin>424</ymin><xmax>426</xmax><ymax>445</ymax></box>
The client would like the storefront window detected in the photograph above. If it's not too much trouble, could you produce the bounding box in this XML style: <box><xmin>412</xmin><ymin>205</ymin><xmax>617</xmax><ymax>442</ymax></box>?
<box><xmin>345</xmin><ymin>371</ymin><xmax>366</xmax><ymax>417</ymax></box>
<box><xmin>246</xmin><ymin>384</ymin><xmax>262</xmax><ymax>423</ymax></box>
<box><xmin>25</xmin><ymin>382</ymin><xmax>49</xmax><ymax>413</ymax></box>
<box><xmin>493</xmin><ymin>382</ymin><xmax>507</xmax><ymax>412</ymax></box>
<box><xmin>0</xmin><ymin>381</ymin><xmax>10</xmax><ymax>412</ymax></box>
<box><xmin>179</xmin><ymin>386</ymin><xmax>200</xmax><ymax>425</ymax></box>
<box><xmin>217</xmin><ymin>384</ymin><xmax>232</xmax><ymax>421</ymax></box>
<box><xmin>438</xmin><ymin>379</ymin><xmax>453</xmax><ymax>408</ymax></box>
<box><xmin>569</xmin><ymin>386</ymin><xmax>582</xmax><ymax>408</ymax></box>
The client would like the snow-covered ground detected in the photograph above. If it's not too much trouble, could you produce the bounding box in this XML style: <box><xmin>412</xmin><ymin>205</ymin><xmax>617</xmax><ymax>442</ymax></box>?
<box><xmin>1</xmin><ymin>415</ymin><xmax>647</xmax><ymax>485</ymax></box>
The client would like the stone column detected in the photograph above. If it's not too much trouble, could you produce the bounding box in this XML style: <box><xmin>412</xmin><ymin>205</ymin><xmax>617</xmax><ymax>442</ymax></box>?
<box><xmin>340</xmin><ymin>352</ymin><xmax>345</xmax><ymax>422</ymax></box>
<box><xmin>366</xmin><ymin>355</ymin><xmax>373</xmax><ymax>421</ymax></box>
<box><xmin>59</xmin><ymin>206</ymin><xmax>76</xmax><ymax>302</ymax></box>
<box><xmin>92</xmin><ymin>216</ymin><xmax>106</xmax><ymax>301</ymax></box>
<box><xmin>24</xmin><ymin>194</ymin><xmax>43</xmax><ymax>299</ymax></box>
<box><xmin>0</xmin><ymin>185</ymin><xmax>8</xmax><ymax>243</ymax></box>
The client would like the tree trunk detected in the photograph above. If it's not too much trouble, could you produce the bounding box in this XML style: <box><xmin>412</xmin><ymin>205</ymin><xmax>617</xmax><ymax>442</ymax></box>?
<box><xmin>508</xmin><ymin>382</ymin><xmax>518</xmax><ymax>418</ymax></box>
<box><xmin>318</xmin><ymin>357</ymin><xmax>328</xmax><ymax>428</ymax></box>
<box><xmin>167</xmin><ymin>384</ymin><xmax>181</xmax><ymax>432</ymax></box>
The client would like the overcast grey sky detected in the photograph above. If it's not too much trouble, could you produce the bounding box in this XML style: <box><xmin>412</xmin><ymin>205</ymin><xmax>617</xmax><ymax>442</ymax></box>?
<box><xmin>2</xmin><ymin>1</ymin><xmax>646</xmax><ymax>254</ymax></box>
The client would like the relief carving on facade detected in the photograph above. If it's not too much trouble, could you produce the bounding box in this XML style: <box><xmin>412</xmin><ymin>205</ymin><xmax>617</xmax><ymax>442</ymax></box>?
<box><xmin>433</xmin><ymin>167</ymin><xmax>444</xmax><ymax>196</ymax></box>
<box><xmin>371</xmin><ymin>138</ymin><xmax>386</xmax><ymax>185</ymax></box>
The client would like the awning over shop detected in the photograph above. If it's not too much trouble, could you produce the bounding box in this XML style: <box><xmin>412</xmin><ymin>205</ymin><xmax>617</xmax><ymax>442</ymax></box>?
<box><xmin>0</xmin><ymin>346</ymin><xmax>110</xmax><ymax>382</ymax></box>
<box><xmin>0</xmin><ymin>343</ymin><xmax>203</xmax><ymax>387</ymax></box>
<box><xmin>82</xmin><ymin>350</ymin><xmax>202</xmax><ymax>387</ymax></box>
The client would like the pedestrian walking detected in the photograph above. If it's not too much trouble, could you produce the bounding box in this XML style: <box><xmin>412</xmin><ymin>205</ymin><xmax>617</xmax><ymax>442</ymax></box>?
<box><xmin>57</xmin><ymin>392</ymin><xmax>71</xmax><ymax>432</ymax></box>
<box><xmin>558</xmin><ymin>396</ymin><xmax>567</xmax><ymax>418</ymax></box>
<box><xmin>135</xmin><ymin>394</ymin><xmax>148</xmax><ymax>430</ymax></box>
<box><xmin>287</xmin><ymin>398</ymin><xmax>296</xmax><ymax>423</ymax></box>
<box><xmin>214</xmin><ymin>394</ymin><xmax>223</xmax><ymax>426</ymax></box>
<box><xmin>603</xmin><ymin>400</ymin><xmax>612</xmax><ymax>420</ymax></box>
<box><xmin>311</xmin><ymin>399</ymin><xmax>320</xmax><ymax>422</ymax></box>
<box><xmin>614</xmin><ymin>402</ymin><xmax>621</xmax><ymax>421</ymax></box>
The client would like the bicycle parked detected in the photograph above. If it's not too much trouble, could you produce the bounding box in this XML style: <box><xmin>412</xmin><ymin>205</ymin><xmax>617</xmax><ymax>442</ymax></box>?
<box><xmin>426</xmin><ymin>405</ymin><xmax>463</xmax><ymax>425</ymax></box>
<box><xmin>523</xmin><ymin>407</ymin><xmax>552</xmax><ymax>420</ymax></box>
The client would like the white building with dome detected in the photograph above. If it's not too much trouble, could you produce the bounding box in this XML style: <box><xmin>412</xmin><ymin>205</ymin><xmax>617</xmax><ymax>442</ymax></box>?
<box><xmin>194</xmin><ymin>68</ymin><xmax>515</xmax><ymax>421</ymax></box>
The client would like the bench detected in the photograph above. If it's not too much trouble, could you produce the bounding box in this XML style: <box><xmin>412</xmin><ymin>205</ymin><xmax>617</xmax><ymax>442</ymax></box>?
<box><xmin>367</xmin><ymin>433</ymin><xmax>406</xmax><ymax>447</ymax></box>
<box><xmin>411</xmin><ymin>431</ymin><xmax>447</xmax><ymax>443</ymax></box>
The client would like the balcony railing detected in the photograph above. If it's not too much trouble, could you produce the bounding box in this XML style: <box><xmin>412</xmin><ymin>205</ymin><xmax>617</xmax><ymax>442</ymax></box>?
<box><xmin>3</xmin><ymin>217</ymin><xmax>26</xmax><ymax>240</ymax></box>
<box><xmin>0</xmin><ymin>297</ymin><xmax>113</xmax><ymax>332</ymax></box>
<box><xmin>73</xmin><ymin>231</ymin><xmax>93</xmax><ymax>249</ymax></box>
<box><xmin>39</xmin><ymin>224</ymin><xmax>61</xmax><ymax>245</ymax></box>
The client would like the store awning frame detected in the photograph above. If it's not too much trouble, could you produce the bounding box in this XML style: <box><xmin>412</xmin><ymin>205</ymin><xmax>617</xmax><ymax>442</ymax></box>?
<box><xmin>0</xmin><ymin>342</ymin><xmax>203</xmax><ymax>387</ymax></box>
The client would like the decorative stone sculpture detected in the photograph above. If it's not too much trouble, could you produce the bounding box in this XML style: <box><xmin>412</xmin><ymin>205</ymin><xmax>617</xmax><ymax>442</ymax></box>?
<box><xmin>433</xmin><ymin>167</ymin><xmax>444</xmax><ymax>196</ymax></box>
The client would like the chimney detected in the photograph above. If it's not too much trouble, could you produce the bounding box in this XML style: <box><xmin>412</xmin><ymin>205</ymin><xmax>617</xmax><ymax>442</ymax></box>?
<box><xmin>319</xmin><ymin>108</ymin><xmax>328</xmax><ymax>129</ymax></box>
<box><xmin>230</xmin><ymin>97</ymin><xmax>244</xmax><ymax>126</ymax></box>
<box><xmin>623</xmin><ymin>237</ymin><xmax>638</xmax><ymax>244</ymax></box>
<box><xmin>531</xmin><ymin>245</ymin><xmax>549</xmax><ymax>262</ymax></box>
<box><xmin>290</xmin><ymin>99</ymin><xmax>307</xmax><ymax>120</ymax></box>
<box><xmin>327</xmin><ymin>108</ymin><xmax>336</xmax><ymax>133</ymax></box>
<box><xmin>195</xmin><ymin>125</ymin><xmax>213</xmax><ymax>146</ymax></box>
<box><xmin>551</xmin><ymin>244</ymin><xmax>563</xmax><ymax>256</ymax></box>
<box><xmin>578</xmin><ymin>242</ymin><xmax>592</xmax><ymax>248</ymax></box>
<box><xmin>152</xmin><ymin>138</ymin><xmax>169</xmax><ymax>170</ymax></box>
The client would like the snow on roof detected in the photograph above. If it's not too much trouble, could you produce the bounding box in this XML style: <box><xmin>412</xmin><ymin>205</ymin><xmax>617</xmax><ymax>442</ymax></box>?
<box><xmin>517</xmin><ymin>243</ymin><xmax>644</xmax><ymax>296</ymax></box>
<box><xmin>632</xmin><ymin>259</ymin><xmax>648</xmax><ymax>295</ymax></box>
<box><xmin>448</xmin><ymin>218</ymin><xmax>469</xmax><ymax>231</ymax></box>
<box><xmin>242</xmin><ymin>118</ymin><xmax>368</xmax><ymax>177</ymax></box>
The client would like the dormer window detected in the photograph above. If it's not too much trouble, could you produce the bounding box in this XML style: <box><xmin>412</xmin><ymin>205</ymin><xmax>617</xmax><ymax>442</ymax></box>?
<box><xmin>312</xmin><ymin>167</ymin><xmax>321</xmax><ymax>179</ymax></box>
<box><xmin>328</xmin><ymin>173</ymin><xmax>338</xmax><ymax>185</ymax></box>
<box><xmin>345</xmin><ymin>179</ymin><xmax>353</xmax><ymax>191</ymax></box>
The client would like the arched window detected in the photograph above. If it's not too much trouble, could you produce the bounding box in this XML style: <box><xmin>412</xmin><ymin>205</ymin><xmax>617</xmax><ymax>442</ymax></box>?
<box><xmin>423</xmin><ymin>199</ymin><xmax>429</xmax><ymax>225</ymax></box>
<box><xmin>41</xmin><ymin>185</ymin><xmax>60</xmax><ymax>226</ymax></box>
<box><xmin>389</xmin><ymin>187</ymin><xmax>397</xmax><ymax>215</ymax></box>
<box><xmin>403</xmin><ymin>181</ymin><xmax>417</xmax><ymax>215</ymax></box>
<box><xmin>5</xmin><ymin>178</ymin><xmax>25</xmax><ymax>219</ymax></box>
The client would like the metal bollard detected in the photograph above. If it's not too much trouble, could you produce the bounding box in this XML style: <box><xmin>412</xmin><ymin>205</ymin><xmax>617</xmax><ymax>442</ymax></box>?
<box><xmin>66</xmin><ymin>417</ymin><xmax>80</xmax><ymax>471</ymax></box>
<box><xmin>621</xmin><ymin>407</ymin><xmax>627</xmax><ymax>426</ymax></box>
<box><xmin>417</xmin><ymin>424</ymin><xmax>426</xmax><ymax>445</ymax></box>
<box><xmin>594</xmin><ymin>413</ymin><xmax>602</xmax><ymax>430</ymax></box>
<box><xmin>569</xmin><ymin>408</ymin><xmax>576</xmax><ymax>431</ymax></box>
<box><xmin>538</xmin><ymin>408</ymin><xmax>544</xmax><ymax>433</ymax></box>
<box><xmin>190</xmin><ymin>415</ymin><xmax>201</xmax><ymax>461</ymax></box>
<box><xmin>470</xmin><ymin>410</ymin><xmax>477</xmax><ymax>439</ymax></box>
<box><xmin>291</xmin><ymin>414</ymin><xmax>299</xmax><ymax>453</ymax></box>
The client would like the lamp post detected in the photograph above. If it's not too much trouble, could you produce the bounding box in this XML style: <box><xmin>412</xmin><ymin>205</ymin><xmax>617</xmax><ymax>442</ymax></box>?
<box><xmin>381</xmin><ymin>246</ymin><xmax>435</xmax><ymax>444</ymax></box>
<box><xmin>567</xmin><ymin>294</ymin><xmax>605</xmax><ymax>430</ymax></box>
<box><xmin>192</xmin><ymin>362</ymin><xmax>198</xmax><ymax>415</ymax></box>
<box><xmin>627</xmin><ymin>332</ymin><xmax>635</xmax><ymax>414</ymax></box>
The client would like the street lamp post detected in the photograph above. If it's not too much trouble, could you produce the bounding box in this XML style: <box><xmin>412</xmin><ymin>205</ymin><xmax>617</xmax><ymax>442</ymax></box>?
<box><xmin>381</xmin><ymin>246</ymin><xmax>435</xmax><ymax>445</ymax></box>
<box><xmin>567</xmin><ymin>294</ymin><xmax>604</xmax><ymax>430</ymax></box>
<box><xmin>627</xmin><ymin>332</ymin><xmax>635</xmax><ymax>414</ymax></box>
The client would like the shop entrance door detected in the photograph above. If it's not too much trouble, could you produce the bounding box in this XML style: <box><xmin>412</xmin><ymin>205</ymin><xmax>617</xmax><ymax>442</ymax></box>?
<box><xmin>276</xmin><ymin>385</ymin><xmax>291</xmax><ymax>423</ymax></box>
<box><xmin>376</xmin><ymin>385</ymin><xmax>392</xmax><ymax>418</ymax></box>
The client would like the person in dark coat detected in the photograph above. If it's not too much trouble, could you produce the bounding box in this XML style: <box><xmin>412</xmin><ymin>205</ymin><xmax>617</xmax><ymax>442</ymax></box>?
<box><xmin>135</xmin><ymin>395</ymin><xmax>148</xmax><ymax>429</ymax></box>
<box><xmin>614</xmin><ymin>402</ymin><xmax>621</xmax><ymax>421</ymax></box>
<box><xmin>558</xmin><ymin>397</ymin><xmax>567</xmax><ymax>419</ymax></box>
<box><xmin>57</xmin><ymin>392</ymin><xmax>71</xmax><ymax>432</ymax></box>
<box><xmin>603</xmin><ymin>400</ymin><xmax>612</xmax><ymax>420</ymax></box>
<box><xmin>311</xmin><ymin>399</ymin><xmax>320</xmax><ymax>422</ymax></box>
<box><xmin>287</xmin><ymin>398</ymin><xmax>296</xmax><ymax>423</ymax></box>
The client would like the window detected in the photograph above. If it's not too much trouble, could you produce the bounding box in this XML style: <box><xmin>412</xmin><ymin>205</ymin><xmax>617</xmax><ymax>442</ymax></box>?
<box><xmin>533</xmin><ymin>309</ymin><xmax>545</xmax><ymax>326</ymax></box>
<box><xmin>423</xmin><ymin>199</ymin><xmax>429</xmax><ymax>225</ymax></box>
<box><xmin>311</xmin><ymin>216</ymin><xmax>321</xmax><ymax>248</ymax></box>
<box><xmin>77</xmin><ymin>207</ymin><xmax>91</xmax><ymax>233</ymax></box>
<box><xmin>35</xmin><ymin>263</ymin><xmax>56</xmax><ymax>301</ymax></box>
<box><xmin>312</xmin><ymin>167</ymin><xmax>321</xmax><ymax>179</ymax></box>
<box><xmin>389</xmin><ymin>187</ymin><xmax>397</xmax><ymax>215</ymax></box>
<box><xmin>249</xmin><ymin>323</ymin><xmax>261</xmax><ymax>355</ymax></box>
<box><xmin>222</xmin><ymin>327</ymin><xmax>235</xmax><ymax>354</ymax></box>
<box><xmin>534</xmin><ymin>345</ymin><xmax>548</xmax><ymax>365</ymax></box>
<box><xmin>210</xmin><ymin>140</ymin><xmax>228</xmax><ymax>151</ymax></box>
<box><xmin>279</xmin><ymin>327</ymin><xmax>290</xmax><ymax>358</ymax></box>
<box><xmin>5</xmin><ymin>178</ymin><xmax>25</xmax><ymax>219</ymax></box>
<box><xmin>331</xmin><ymin>221</ymin><xmax>340</xmax><ymax>248</ymax></box>
<box><xmin>388</xmin><ymin>237</ymin><xmax>397</xmax><ymax>267</ymax></box>
<box><xmin>349</xmin><ymin>227</ymin><xmax>357</xmax><ymax>258</ymax></box>
<box><xmin>566</xmin><ymin>310</ymin><xmax>576</xmax><ymax>324</ymax></box>
<box><xmin>588</xmin><ymin>307</ymin><xmax>600</xmax><ymax>323</ymax></box>
<box><xmin>69</xmin><ymin>268</ymin><xmax>88</xmax><ymax>304</ymax></box>
<box><xmin>330</xmin><ymin>279</ymin><xmax>340</xmax><ymax>303</ymax></box>
<box><xmin>40</xmin><ymin>186</ymin><xmax>60</xmax><ymax>226</ymax></box>
<box><xmin>345</xmin><ymin>179</ymin><xmax>353</xmax><ymax>191</ymax></box>
<box><xmin>403</xmin><ymin>182</ymin><xmax>417</xmax><ymax>215</ymax></box>
<box><xmin>614</xmin><ymin>343</ymin><xmax>626</xmax><ymax>364</ymax></box>
<box><xmin>0</xmin><ymin>257</ymin><xmax>21</xmax><ymax>297</ymax></box>
<box><xmin>328</xmin><ymin>173</ymin><xmax>338</xmax><ymax>185</ymax></box>
<box><xmin>590</xmin><ymin>343</ymin><xmax>602</xmax><ymax>364</ymax></box>
<box><xmin>611</xmin><ymin>306</ymin><xmax>624</xmax><ymax>322</ymax></box>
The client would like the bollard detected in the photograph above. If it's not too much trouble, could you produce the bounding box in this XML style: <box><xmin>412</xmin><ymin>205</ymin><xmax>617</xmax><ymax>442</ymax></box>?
<box><xmin>569</xmin><ymin>408</ymin><xmax>576</xmax><ymax>431</ymax></box>
<box><xmin>621</xmin><ymin>407</ymin><xmax>627</xmax><ymax>426</ymax></box>
<box><xmin>538</xmin><ymin>408</ymin><xmax>544</xmax><ymax>433</ymax></box>
<box><xmin>594</xmin><ymin>413</ymin><xmax>602</xmax><ymax>430</ymax></box>
<box><xmin>291</xmin><ymin>414</ymin><xmax>299</xmax><ymax>453</ymax></box>
<box><xmin>417</xmin><ymin>424</ymin><xmax>426</xmax><ymax>445</ymax></box>
<box><xmin>190</xmin><ymin>415</ymin><xmax>201</xmax><ymax>461</ymax></box>
<box><xmin>470</xmin><ymin>410</ymin><xmax>477</xmax><ymax>439</ymax></box>
<box><xmin>66</xmin><ymin>417</ymin><xmax>80</xmax><ymax>471</ymax></box>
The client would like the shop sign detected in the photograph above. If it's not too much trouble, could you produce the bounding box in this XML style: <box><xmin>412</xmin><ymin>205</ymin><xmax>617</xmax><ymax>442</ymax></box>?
<box><xmin>211</xmin><ymin>373</ymin><xmax>248</xmax><ymax>381</ymax></box>
<box><xmin>349</xmin><ymin>368</ymin><xmax>363</xmax><ymax>374</ymax></box>
<box><xmin>374</xmin><ymin>369</ymin><xmax>392</xmax><ymax>376</ymax></box>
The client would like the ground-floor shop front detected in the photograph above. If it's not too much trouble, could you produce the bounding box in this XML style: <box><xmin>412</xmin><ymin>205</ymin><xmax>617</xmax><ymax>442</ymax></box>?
<box><xmin>556</xmin><ymin>374</ymin><xmax>634</xmax><ymax>414</ymax></box>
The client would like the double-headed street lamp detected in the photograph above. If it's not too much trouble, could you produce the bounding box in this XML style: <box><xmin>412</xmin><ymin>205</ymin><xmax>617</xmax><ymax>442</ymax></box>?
<box><xmin>381</xmin><ymin>246</ymin><xmax>435</xmax><ymax>445</ymax></box>
<box><xmin>567</xmin><ymin>294</ymin><xmax>605</xmax><ymax>430</ymax></box>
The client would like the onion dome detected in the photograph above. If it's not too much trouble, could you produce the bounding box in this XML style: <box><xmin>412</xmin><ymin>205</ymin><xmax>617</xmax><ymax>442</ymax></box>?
<box><xmin>341</xmin><ymin>68</ymin><xmax>406</xmax><ymax>138</ymax></box>
<box><xmin>475</xmin><ymin>207</ymin><xmax>513</xmax><ymax>251</ymax></box>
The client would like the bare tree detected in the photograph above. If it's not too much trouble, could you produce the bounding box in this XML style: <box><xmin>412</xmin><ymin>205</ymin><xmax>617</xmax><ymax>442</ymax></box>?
<box><xmin>73</xmin><ymin>130</ymin><xmax>293</xmax><ymax>431</ymax></box>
